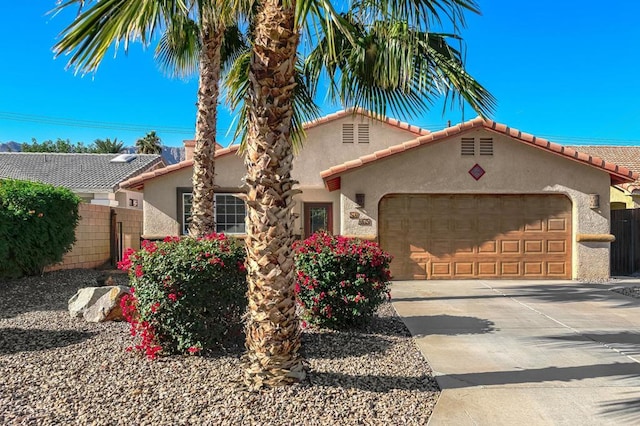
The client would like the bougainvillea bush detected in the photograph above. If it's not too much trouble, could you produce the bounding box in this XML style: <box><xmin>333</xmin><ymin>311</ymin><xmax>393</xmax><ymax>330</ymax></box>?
<box><xmin>118</xmin><ymin>234</ymin><xmax>247</xmax><ymax>359</ymax></box>
<box><xmin>293</xmin><ymin>231</ymin><xmax>393</xmax><ymax>329</ymax></box>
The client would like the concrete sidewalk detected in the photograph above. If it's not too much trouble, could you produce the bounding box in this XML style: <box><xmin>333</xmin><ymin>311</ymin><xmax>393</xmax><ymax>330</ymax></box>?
<box><xmin>391</xmin><ymin>280</ymin><xmax>640</xmax><ymax>425</ymax></box>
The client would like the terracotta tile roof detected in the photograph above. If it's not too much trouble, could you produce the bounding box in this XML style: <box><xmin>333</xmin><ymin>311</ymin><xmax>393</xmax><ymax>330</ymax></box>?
<box><xmin>303</xmin><ymin>108</ymin><xmax>430</xmax><ymax>136</ymax></box>
<box><xmin>567</xmin><ymin>145</ymin><xmax>640</xmax><ymax>193</ymax></box>
<box><xmin>0</xmin><ymin>153</ymin><xmax>164</xmax><ymax>193</ymax></box>
<box><xmin>120</xmin><ymin>145</ymin><xmax>240</xmax><ymax>190</ymax></box>
<box><xmin>183</xmin><ymin>140</ymin><xmax>224</xmax><ymax>150</ymax></box>
<box><xmin>320</xmin><ymin>117</ymin><xmax>639</xmax><ymax>187</ymax></box>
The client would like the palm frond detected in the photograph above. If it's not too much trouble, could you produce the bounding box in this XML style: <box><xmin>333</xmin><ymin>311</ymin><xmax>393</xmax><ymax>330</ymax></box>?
<box><xmin>53</xmin><ymin>0</ymin><xmax>190</xmax><ymax>73</ymax></box>
<box><xmin>155</xmin><ymin>14</ymin><xmax>201</xmax><ymax>77</ymax></box>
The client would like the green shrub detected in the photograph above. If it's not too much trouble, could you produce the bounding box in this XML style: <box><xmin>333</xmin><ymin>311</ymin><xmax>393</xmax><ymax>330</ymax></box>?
<box><xmin>293</xmin><ymin>231</ymin><xmax>393</xmax><ymax>329</ymax></box>
<box><xmin>0</xmin><ymin>179</ymin><xmax>80</xmax><ymax>278</ymax></box>
<box><xmin>118</xmin><ymin>234</ymin><xmax>247</xmax><ymax>359</ymax></box>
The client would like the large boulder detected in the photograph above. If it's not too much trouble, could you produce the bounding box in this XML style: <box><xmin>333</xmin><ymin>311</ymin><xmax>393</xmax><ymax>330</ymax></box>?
<box><xmin>83</xmin><ymin>286</ymin><xmax>131</xmax><ymax>323</ymax></box>
<box><xmin>68</xmin><ymin>287</ymin><xmax>114</xmax><ymax>318</ymax></box>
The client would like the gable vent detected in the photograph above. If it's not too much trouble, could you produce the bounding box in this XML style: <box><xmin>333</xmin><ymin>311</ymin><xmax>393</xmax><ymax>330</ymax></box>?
<box><xmin>342</xmin><ymin>124</ymin><xmax>354</xmax><ymax>143</ymax></box>
<box><xmin>358</xmin><ymin>124</ymin><xmax>370</xmax><ymax>143</ymax></box>
<box><xmin>461</xmin><ymin>138</ymin><xmax>475</xmax><ymax>156</ymax></box>
<box><xmin>479</xmin><ymin>138</ymin><xmax>494</xmax><ymax>155</ymax></box>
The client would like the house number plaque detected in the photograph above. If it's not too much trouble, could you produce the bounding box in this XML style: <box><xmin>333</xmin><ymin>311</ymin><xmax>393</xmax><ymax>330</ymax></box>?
<box><xmin>350</xmin><ymin>211</ymin><xmax>360</xmax><ymax>219</ymax></box>
<box><xmin>358</xmin><ymin>218</ymin><xmax>372</xmax><ymax>226</ymax></box>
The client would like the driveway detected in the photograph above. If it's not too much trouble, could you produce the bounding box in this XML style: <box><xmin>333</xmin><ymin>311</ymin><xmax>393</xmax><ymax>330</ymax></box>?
<box><xmin>391</xmin><ymin>279</ymin><xmax>640</xmax><ymax>425</ymax></box>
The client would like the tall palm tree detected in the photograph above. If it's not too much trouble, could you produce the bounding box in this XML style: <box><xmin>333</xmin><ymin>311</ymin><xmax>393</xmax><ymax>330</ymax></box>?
<box><xmin>93</xmin><ymin>137</ymin><xmax>124</xmax><ymax>153</ymax></box>
<box><xmin>53</xmin><ymin>0</ymin><xmax>237</xmax><ymax>237</ymax></box>
<box><xmin>135</xmin><ymin>131</ymin><xmax>163</xmax><ymax>154</ymax></box>
<box><xmin>239</xmin><ymin>0</ymin><xmax>495</xmax><ymax>389</ymax></box>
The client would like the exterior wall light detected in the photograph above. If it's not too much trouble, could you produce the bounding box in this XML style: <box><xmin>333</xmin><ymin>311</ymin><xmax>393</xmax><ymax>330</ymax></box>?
<box><xmin>589</xmin><ymin>194</ymin><xmax>600</xmax><ymax>209</ymax></box>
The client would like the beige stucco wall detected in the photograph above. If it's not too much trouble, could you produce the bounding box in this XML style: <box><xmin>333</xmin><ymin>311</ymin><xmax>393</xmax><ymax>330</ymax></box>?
<box><xmin>143</xmin><ymin>154</ymin><xmax>246</xmax><ymax>238</ymax></box>
<box><xmin>293</xmin><ymin>115</ymin><xmax>423</xmax><ymax>187</ymax></box>
<box><xmin>338</xmin><ymin>128</ymin><xmax>612</xmax><ymax>281</ymax></box>
<box><xmin>143</xmin><ymin>115</ymin><xmax>419</xmax><ymax>237</ymax></box>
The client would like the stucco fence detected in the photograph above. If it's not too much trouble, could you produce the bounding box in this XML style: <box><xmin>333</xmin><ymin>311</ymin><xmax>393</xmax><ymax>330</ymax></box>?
<box><xmin>45</xmin><ymin>203</ymin><xmax>142</xmax><ymax>272</ymax></box>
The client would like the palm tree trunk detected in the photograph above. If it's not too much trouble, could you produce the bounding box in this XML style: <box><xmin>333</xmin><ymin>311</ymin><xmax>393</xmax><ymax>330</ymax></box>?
<box><xmin>241</xmin><ymin>0</ymin><xmax>305</xmax><ymax>388</ymax></box>
<box><xmin>189</xmin><ymin>21</ymin><xmax>224</xmax><ymax>238</ymax></box>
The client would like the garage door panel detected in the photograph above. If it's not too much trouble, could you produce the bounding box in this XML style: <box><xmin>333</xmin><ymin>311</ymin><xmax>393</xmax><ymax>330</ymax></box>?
<box><xmin>379</xmin><ymin>194</ymin><xmax>572</xmax><ymax>280</ymax></box>
<box><xmin>548</xmin><ymin>218</ymin><xmax>568</xmax><ymax>231</ymax></box>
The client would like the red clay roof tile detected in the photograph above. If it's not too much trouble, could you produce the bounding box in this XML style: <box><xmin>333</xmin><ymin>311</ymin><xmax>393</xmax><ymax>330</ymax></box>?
<box><xmin>120</xmin><ymin>145</ymin><xmax>239</xmax><ymax>190</ymax></box>
<box><xmin>321</xmin><ymin>118</ymin><xmax>638</xmax><ymax>188</ymax></box>
<box><xmin>303</xmin><ymin>108</ymin><xmax>430</xmax><ymax>136</ymax></box>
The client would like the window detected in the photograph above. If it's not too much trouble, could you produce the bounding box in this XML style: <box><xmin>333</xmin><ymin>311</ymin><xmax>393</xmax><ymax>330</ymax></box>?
<box><xmin>461</xmin><ymin>138</ymin><xmax>475</xmax><ymax>155</ymax></box>
<box><xmin>215</xmin><ymin>194</ymin><xmax>247</xmax><ymax>234</ymax></box>
<box><xmin>357</xmin><ymin>124</ymin><xmax>370</xmax><ymax>143</ymax></box>
<box><xmin>342</xmin><ymin>124</ymin><xmax>354</xmax><ymax>143</ymax></box>
<box><xmin>181</xmin><ymin>193</ymin><xmax>246</xmax><ymax>235</ymax></box>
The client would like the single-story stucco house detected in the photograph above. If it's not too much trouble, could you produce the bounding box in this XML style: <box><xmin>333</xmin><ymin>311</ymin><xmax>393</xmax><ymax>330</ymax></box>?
<box><xmin>566</xmin><ymin>146</ymin><xmax>640</xmax><ymax>210</ymax></box>
<box><xmin>120</xmin><ymin>110</ymin><xmax>638</xmax><ymax>281</ymax></box>
<box><xmin>0</xmin><ymin>152</ymin><xmax>165</xmax><ymax>209</ymax></box>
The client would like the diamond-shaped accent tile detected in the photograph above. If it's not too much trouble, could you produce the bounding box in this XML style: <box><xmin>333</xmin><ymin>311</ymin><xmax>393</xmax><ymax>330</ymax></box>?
<box><xmin>469</xmin><ymin>163</ymin><xmax>485</xmax><ymax>180</ymax></box>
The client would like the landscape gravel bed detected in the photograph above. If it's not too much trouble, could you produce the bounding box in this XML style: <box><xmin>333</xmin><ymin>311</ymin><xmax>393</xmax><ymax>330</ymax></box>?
<box><xmin>0</xmin><ymin>269</ymin><xmax>439</xmax><ymax>425</ymax></box>
<box><xmin>611</xmin><ymin>284</ymin><xmax>640</xmax><ymax>300</ymax></box>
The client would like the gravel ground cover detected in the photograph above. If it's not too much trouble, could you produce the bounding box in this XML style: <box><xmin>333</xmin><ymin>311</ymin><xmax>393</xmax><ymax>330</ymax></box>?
<box><xmin>611</xmin><ymin>284</ymin><xmax>640</xmax><ymax>299</ymax></box>
<box><xmin>0</xmin><ymin>269</ymin><xmax>439</xmax><ymax>425</ymax></box>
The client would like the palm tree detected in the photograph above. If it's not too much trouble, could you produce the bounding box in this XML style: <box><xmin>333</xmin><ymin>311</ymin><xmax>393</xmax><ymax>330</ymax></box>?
<box><xmin>53</xmin><ymin>0</ymin><xmax>237</xmax><ymax>237</ymax></box>
<box><xmin>93</xmin><ymin>137</ymin><xmax>124</xmax><ymax>153</ymax></box>
<box><xmin>239</xmin><ymin>0</ymin><xmax>495</xmax><ymax>389</ymax></box>
<box><xmin>135</xmin><ymin>131</ymin><xmax>163</xmax><ymax>154</ymax></box>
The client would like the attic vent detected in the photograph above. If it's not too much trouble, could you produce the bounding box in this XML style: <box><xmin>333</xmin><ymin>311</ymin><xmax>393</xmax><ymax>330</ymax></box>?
<box><xmin>358</xmin><ymin>124</ymin><xmax>370</xmax><ymax>143</ymax></box>
<box><xmin>110</xmin><ymin>153</ymin><xmax>137</xmax><ymax>163</ymax></box>
<box><xmin>342</xmin><ymin>124</ymin><xmax>354</xmax><ymax>143</ymax></box>
<box><xmin>461</xmin><ymin>138</ymin><xmax>475</xmax><ymax>156</ymax></box>
<box><xmin>479</xmin><ymin>138</ymin><xmax>493</xmax><ymax>155</ymax></box>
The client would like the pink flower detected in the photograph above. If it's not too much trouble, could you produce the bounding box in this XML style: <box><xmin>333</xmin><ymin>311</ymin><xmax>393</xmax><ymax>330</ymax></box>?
<box><xmin>187</xmin><ymin>347</ymin><xmax>201</xmax><ymax>354</ymax></box>
<box><xmin>150</xmin><ymin>302</ymin><xmax>160</xmax><ymax>313</ymax></box>
<box><xmin>168</xmin><ymin>293</ymin><xmax>178</xmax><ymax>302</ymax></box>
<box><xmin>135</xmin><ymin>264</ymin><xmax>144</xmax><ymax>278</ymax></box>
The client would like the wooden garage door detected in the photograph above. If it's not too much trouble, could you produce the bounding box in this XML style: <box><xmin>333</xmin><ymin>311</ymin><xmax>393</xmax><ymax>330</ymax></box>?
<box><xmin>379</xmin><ymin>194</ymin><xmax>572</xmax><ymax>280</ymax></box>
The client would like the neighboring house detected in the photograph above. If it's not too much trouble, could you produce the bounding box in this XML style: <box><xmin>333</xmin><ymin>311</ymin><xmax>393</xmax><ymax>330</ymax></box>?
<box><xmin>120</xmin><ymin>110</ymin><xmax>637</xmax><ymax>281</ymax></box>
<box><xmin>567</xmin><ymin>146</ymin><xmax>640</xmax><ymax>210</ymax></box>
<box><xmin>0</xmin><ymin>152</ymin><xmax>165</xmax><ymax>209</ymax></box>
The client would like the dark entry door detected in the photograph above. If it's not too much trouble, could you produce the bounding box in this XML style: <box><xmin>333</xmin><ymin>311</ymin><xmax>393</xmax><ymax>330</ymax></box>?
<box><xmin>304</xmin><ymin>203</ymin><xmax>333</xmax><ymax>238</ymax></box>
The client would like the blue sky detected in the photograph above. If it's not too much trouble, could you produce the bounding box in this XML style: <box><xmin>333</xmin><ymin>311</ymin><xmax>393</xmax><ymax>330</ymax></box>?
<box><xmin>2</xmin><ymin>2</ymin><xmax>640</xmax><ymax>148</ymax></box>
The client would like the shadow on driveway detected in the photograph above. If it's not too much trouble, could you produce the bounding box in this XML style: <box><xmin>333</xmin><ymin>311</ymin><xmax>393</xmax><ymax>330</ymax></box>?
<box><xmin>540</xmin><ymin>331</ymin><xmax>640</xmax><ymax>357</ymax></box>
<box><xmin>600</xmin><ymin>395</ymin><xmax>640</xmax><ymax>424</ymax></box>
<box><xmin>401</xmin><ymin>314</ymin><xmax>496</xmax><ymax>337</ymax></box>
<box><xmin>393</xmin><ymin>283</ymin><xmax>640</xmax><ymax>308</ymax></box>
<box><xmin>437</xmin><ymin>362</ymin><xmax>640</xmax><ymax>389</ymax></box>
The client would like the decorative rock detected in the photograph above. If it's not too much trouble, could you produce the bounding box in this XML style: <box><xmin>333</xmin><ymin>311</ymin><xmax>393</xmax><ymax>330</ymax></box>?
<box><xmin>68</xmin><ymin>287</ymin><xmax>115</xmax><ymax>318</ymax></box>
<box><xmin>95</xmin><ymin>273</ymin><xmax>115</xmax><ymax>287</ymax></box>
<box><xmin>83</xmin><ymin>286</ymin><xmax>131</xmax><ymax>323</ymax></box>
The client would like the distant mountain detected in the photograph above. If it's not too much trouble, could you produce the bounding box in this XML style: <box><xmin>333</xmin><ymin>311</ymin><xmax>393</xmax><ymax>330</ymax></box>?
<box><xmin>0</xmin><ymin>141</ymin><xmax>21</xmax><ymax>152</ymax></box>
<box><xmin>0</xmin><ymin>142</ymin><xmax>185</xmax><ymax>164</ymax></box>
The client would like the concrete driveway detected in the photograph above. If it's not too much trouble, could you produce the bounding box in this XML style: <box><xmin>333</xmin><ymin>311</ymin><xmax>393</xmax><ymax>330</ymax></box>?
<box><xmin>391</xmin><ymin>279</ymin><xmax>640</xmax><ymax>425</ymax></box>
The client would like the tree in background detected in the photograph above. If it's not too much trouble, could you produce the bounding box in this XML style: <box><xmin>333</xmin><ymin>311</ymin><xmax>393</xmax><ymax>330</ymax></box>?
<box><xmin>135</xmin><ymin>131</ymin><xmax>163</xmax><ymax>154</ymax></box>
<box><xmin>93</xmin><ymin>138</ymin><xmax>124</xmax><ymax>153</ymax></box>
<box><xmin>21</xmin><ymin>138</ymin><xmax>93</xmax><ymax>153</ymax></box>
<box><xmin>53</xmin><ymin>0</ymin><xmax>244</xmax><ymax>238</ymax></box>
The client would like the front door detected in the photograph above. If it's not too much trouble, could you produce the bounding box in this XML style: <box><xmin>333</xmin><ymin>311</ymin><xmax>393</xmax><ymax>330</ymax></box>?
<box><xmin>304</xmin><ymin>203</ymin><xmax>333</xmax><ymax>238</ymax></box>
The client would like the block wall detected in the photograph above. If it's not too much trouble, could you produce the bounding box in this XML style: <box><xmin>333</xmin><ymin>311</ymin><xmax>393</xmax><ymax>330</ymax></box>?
<box><xmin>45</xmin><ymin>203</ymin><xmax>142</xmax><ymax>271</ymax></box>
